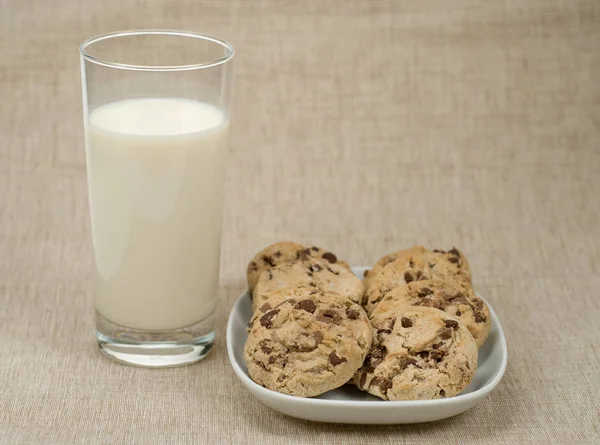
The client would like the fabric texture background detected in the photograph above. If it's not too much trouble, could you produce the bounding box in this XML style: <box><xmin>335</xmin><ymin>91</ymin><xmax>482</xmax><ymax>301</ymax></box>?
<box><xmin>1</xmin><ymin>0</ymin><xmax>599</xmax><ymax>443</ymax></box>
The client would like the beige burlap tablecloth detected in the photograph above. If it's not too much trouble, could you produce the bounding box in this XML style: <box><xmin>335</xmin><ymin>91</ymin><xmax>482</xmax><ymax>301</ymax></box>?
<box><xmin>1</xmin><ymin>0</ymin><xmax>599</xmax><ymax>443</ymax></box>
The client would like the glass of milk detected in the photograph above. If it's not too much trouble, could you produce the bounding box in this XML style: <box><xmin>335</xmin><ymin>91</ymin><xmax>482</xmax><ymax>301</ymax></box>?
<box><xmin>79</xmin><ymin>30</ymin><xmax>233</xmax><ymax>367</ymax></box>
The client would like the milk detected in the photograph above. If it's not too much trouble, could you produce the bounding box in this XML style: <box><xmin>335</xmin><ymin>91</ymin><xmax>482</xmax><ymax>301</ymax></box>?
<box><xmin>85</xmin><ymin>98</ymin><xmax>228</xmax><ymax>331</ymax></box>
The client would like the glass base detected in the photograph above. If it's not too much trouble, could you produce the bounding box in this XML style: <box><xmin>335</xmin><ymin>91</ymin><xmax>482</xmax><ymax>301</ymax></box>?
<box><xmin>95</xmin><ymin>311</ymin><xmax>215</xmax><ymax>368</ymax></box>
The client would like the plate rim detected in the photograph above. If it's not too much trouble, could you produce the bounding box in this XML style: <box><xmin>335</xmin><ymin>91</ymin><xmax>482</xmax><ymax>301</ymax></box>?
<box><xmin>226</xmin><ymin>266</ymin><xmax>508</xmax><ymax>408</ymax></box>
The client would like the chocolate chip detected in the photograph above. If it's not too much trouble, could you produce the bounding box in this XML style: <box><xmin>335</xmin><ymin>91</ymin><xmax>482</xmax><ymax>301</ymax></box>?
<box><xmin>448</xmin><ymin>256</ymin><xmax>459</xmax><ymax>264</ymax></box>
<box><xmin>329</xmin><ymin>352</ymin><xmax>347</xmax><ymax>366</ymax></box>
<box><xmin>439</xmin><ymin>328</ymin><xmax>453</xmax><ymax>340</ymax></box>
<box><xmin>439</xmin><ymin>389</ymin><xmax>446</xmax><ymax>397</ymax></box>
<box><xmin>249</xmin><ymin>261</ymin><xmax>259</xmax><ymax>271</ymax></box>
<box><xmin>262</xmin><ymin>255</ymin><xmax>275</xmax><ymax>267</ymax></box>
<box><xmin>316</xmin><ymin>314</ymin><xmax>334</xmax><ymax>324</ymax></box>
<box><xmin>364</xmin><ymin>270</ymin><xmax>369</xmax><ymax>277</ymax></box>
<box><xmin>297</xmin><ymin>343</ymin><xmax>319</xmax><ymax>353</ymax></box>
<box><xmin>366</xmin><ymin>347</ymin><xmax>386</xmax><ymax>371</ymax></box>
<box><xmin>433</xmin><ymin>249</ymin><xmax>446</xmax><ymax>253</ymax></box>
<box><xmin>313</xmin><ymin>331</ymin><xmax>324</xmax><ymax>345</ymax></box>
<box><xmin>401</xmin><ymin>358</ymin><xmax>418</xmax><ymax>369</ymax></box>
<box><xmin>418</xmin><ymin>287</ymin><xmax>433</xmax><ymax>297</ymax></box>
<box><xmin>259</xmin><ymin>303</ymin><xmax>272</xmax><ymax>313</ymax></box>
<box><xmin>268</xmin><ymin>270</ymin><xmax>273</xmax><ymax>280</ymax></box>
<box><xmin>310</xmin><ymin>263</ymin><xmax>322</xmax><ymax>272</ymax></box>
<box><xmin>311</xmin><ymin>246</ymin><xmax>319</xmax><ymax>251</ymax></box>
<box><xmin>361</xmin><ymin>294</ymin><xmax>369</xmax><ymax>305</ymax></box>
<box><xmin>432</xmin><ymin>343</ymin><xmax>442</xmax><ymax>349</ymax></box>
<box><xmin>474</xmin><ymin>312</ymin><xmax>487</xmax><ymax>323</ymax></box>
<box><xmin>370</xmin><ymin>377</ymin><xmax>383</xmax><ymax>387</ymax></box>
<box><xmin>359</xmin><ymin>372</ymin><xmax>367</xmax><ymax>388</ymax></box>
<box><xmin>401</xmin><ymin>317</ymin><xmax>413</xmax><ymax>328</ymax></box>
<box><xmin>320</xmin><ymin>309</ymin><xmax>341</xmax><ymax>324</ymax></box>
<box><xmin>273</xmin><ymin>251</ymin><xmax>282</xmax><ymax>258</ymax></box>
<box><xmin>322</xmin><ymin>252</ymin><xmax>337</xmax><ymax>264</ymax></box>
<box><xmin>261</xmin><ymin>344</ymin><xmax>272</xmax><ymax>354</ymax></box>
<box><xmin>371</xmin><ymin>377</ymin><xmax>392</xmax><ymax>392</ymax></box>
<box><xmin>370</xmin><ymin>358</ymin><xmax>383</xmax><ymax>368</ymax></box>
<box><xmin>418</xmin><ymin>351</ymin><xmax>429</xmax><ymax>358</ymax></box>
<box><xmin>456</xmin><ymin>310</ymin><xmax>462</xmax><ymax>316</ymax></box>
<box><xmin>444</xmin><ymin>319</ymin><xmax>459</xmax><ymax>329</ymax></box>
<box><xmin>325</xmin><ymin>266</ymin><xmax>339</xmax><ymax>275</ymax></box>
<box><xmin>433</xmin><ymin>351</ymin><xmax>445</xmax><ymax>362</ymax></box>
<box><xmin>473</xmin><ymin>299</ymin><xmax>484</xmax><ymax>310</ymax></box>
<box><xmin>415</xmin><ymin>270</ymin><xmax>423</xmax><ymax>279</ymax></box>
<box><xmin>418</xmin><ymin>275</ymin><xmax>428</xmax><ymax>281</ymax></box>
<box><xmin>451</xmin><ymin>296</ymin><xmax>469</xmax><ymax>305</ymax></box>
<box><xmin>381</xmin><ymin>380</ymin><xmax>393</xmax><ymax>391</ymax></box>
<box><xmin>383</xmin><ymin>317</ymin><xmax>396</xmax><ymax>331</ymax></box>
<box><xmin>297</xmin><ymin>248</ymin><xmax>311</xmax><ymax>260</ymax></box>
<box><xmin>268</xmin><ymin>356</ymin><xmax>276</xmax><ymax>364</ymax></box>
<box><xmin>296</xmin><ymin>299</ymin><xmax>316</xmax><ymax>313</ymax></box>
<box><xmin>449</xmin><ymin>247</ymin><xmax>460</xmax><ymax>257</ymax></box>
<box><xmin>421</xmin><ymin>298</ymin><xmax>443</xmax><ymax>309</ymax></box>
<box><xmin>404</xmin><ymin>272</ymin><xmax>414</xmax><ymax>283</ymax></box>
<box><xmin>370</xmin><ymin>346</ymin><xmax>387</xmax><ymax>359</ymax></box>
<box><xmin>346</xmin><ymin>308</ymin><xmax>360</xmax><ymax>319</ymax></box>
<box><xmin>259</xmin><ymin>309</ymin><xmax>279</xmax><ymax>328</ymax></box>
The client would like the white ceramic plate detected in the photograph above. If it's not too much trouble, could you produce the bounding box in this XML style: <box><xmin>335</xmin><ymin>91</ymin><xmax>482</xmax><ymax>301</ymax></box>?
<box><xmin>226</xmin><ymin>267</ymin><xmax>507</xmax><ymax>424</ymax></box>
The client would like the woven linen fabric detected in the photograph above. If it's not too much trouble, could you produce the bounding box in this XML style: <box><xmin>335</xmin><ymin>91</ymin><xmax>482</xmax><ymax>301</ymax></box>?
<box><xmin>1</xmin><ymin>0</ymin><xmax>599</xmax><ymax>443</ymax></box>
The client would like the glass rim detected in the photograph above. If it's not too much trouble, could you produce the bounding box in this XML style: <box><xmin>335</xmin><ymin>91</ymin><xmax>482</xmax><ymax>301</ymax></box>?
<box><xmin>79</xmin><ymin>29</ymin><xmax>234</xmax><ymax>72</ymax></box>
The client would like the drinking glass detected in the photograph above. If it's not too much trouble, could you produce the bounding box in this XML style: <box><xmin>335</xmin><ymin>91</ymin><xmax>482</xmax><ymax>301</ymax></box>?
<box><xmin>80</xmin><ymin>30</ymin><xmax>234</xmax><ymax>367</ymax></box>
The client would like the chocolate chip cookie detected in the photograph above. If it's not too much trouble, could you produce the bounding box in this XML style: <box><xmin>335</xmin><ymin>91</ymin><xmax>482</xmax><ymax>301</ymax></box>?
<box><xmin>362</xmin><ymin>247</ymin><xmax>472</xmax><ymax>315</ymax></box>
<box><xmin>245</xmin><ymin>291</ymin><xmax>372</xmax><ymax>397</ymax></box>
<box><xmin>372</xmin><ymin>279</ymin><xmax>491</xmax><ymax>348</ymax></box>
<box><xmin>354</xmin><ymin>306</ymin><xmax>477</xmax><ymax>400</ymax></box>
<box><xmin>253</xmin><ymin>259</ymin><xmax>364</xmax><ymax>308</ymax></box>
<box><xmin>246</xmin><ymin>242</ymin><xmax>350</xmax><ymax>291</ymax></box>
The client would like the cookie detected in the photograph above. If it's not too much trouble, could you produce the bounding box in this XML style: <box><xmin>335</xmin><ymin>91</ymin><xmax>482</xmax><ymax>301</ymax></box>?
<box><xmin>364</xmin><ymin>246</ymin><xmax>471</xmax><ymax>285</ymax></box>
<box><xmin>362</xmin><ymin>247</ymin><xmax>472</xmax><ymax>315</ymax></box>
<box><xmin>373</xmin><ymin>279</ymin><xmax>491</xmax><ymax>348</ymax></box>
<box><xmin>245</xmin><ymin>291</ymin><xmax>373</xmax><ymax>397</ymax></box>
<box><xmin>354</xmin><ymin>306</ymin><xmax>477</xmax><ymax>400</ymax></box>
<box><xmin>246</xmin><ymin>242</ymin><xmax>350</xmax><ymax>291</ymax></box>
<box><xmin>253</xmin><ymin>259</ymin><xmax>364</xmax><ymax>308</ymax></box>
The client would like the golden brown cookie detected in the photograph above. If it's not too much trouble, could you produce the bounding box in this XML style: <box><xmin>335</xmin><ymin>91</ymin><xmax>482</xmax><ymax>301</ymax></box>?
<box><xmin>245</xmin><ymin>291</ymin><xmax>372</xmax><ymax>397</ymax></box>
<box><xmin>354</xmin><ymin>306</ymin><xmax>477</xmax><ymax>400</ymax></box>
